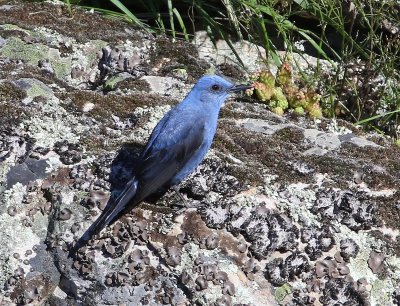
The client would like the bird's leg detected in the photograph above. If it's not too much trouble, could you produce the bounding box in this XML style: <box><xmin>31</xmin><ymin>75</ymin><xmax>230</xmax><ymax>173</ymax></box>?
<box><xmin>172</xmin><ymin>185</ymin><xmax>189</xmax><ymax>207</ymax></box>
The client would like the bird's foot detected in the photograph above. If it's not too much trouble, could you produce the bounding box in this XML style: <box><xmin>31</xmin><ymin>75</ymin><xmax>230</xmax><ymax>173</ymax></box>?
<box><xmin>172</xmin><ymin>201</ymin><xmax>199</xmax><ymax>219</ymax></box>
<box><xmin>172</xmin><ymin>186</ymin><xmax>190</xmax><ymax>207</ymax></box>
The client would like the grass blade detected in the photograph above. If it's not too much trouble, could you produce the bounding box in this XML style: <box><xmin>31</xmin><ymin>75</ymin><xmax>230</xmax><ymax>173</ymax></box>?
<box><xmin>167</xmin><ymin>0</ymin><xmax>175</xmax><ymax>39</ymax></box>
<box><xmin>355</xmin><ymin>109</ymin><xmax>400</xmax><ymax>125</ymax></box>
<box><xmin>173</xmin><ymin>8</ymin><xmax>189</xmax><ymax>41</ymax></box>
<box><xmin>193</xmin><ymin>3</ymin><xmax>246</xmax><ymax>68</ymax></box>
<box><xmin>109</xmin><ymin>0</ymin><xmax>147</xmax><ymax>28</ymax></box>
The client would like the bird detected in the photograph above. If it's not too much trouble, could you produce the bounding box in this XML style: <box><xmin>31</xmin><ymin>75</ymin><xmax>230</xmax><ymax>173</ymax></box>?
<box><xmin>70</xmin><ymin>75</ymin><xmax>252</xmax><ymax>254</ymax></box>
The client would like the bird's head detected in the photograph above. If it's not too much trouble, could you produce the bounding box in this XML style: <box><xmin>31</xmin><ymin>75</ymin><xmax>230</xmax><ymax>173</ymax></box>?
<box><xmin>191</xmin><ymin>75</ymin><xmax>252</xmax><ymax>108</ymax></box>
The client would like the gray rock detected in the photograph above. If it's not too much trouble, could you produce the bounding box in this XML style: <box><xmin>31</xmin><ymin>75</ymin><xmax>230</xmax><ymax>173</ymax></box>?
<box><xmin>6</xmin><ymin>158</ymin><xmax>48</xmax><ymax>187</ymax></box>
<box><xmin>0</xmin><ymin>2</ymin><xmax>399</xmax><ymax>306</ymax></box>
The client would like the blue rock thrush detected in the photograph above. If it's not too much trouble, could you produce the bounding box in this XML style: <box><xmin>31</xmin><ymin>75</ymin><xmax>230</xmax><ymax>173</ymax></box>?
<box><xmin>71</xmin><ymin>75</ymin><xmax>252</xmax><ymax>254</ymax></box>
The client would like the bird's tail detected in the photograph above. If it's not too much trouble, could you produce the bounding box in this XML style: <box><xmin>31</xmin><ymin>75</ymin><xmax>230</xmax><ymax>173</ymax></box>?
<box><xmin>69</xmin><ymin>178</ymin><xmax>139</xmax><ymax>256</ymax></box>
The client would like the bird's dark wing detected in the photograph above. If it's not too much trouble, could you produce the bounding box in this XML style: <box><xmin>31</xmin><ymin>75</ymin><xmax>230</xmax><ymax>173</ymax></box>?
<box><xmin>133</xmin><ymin>119</ymin><xmax>207</xmax><ymax>203</ymax></box>
<box><xmin>141</xmin><ymin>110</ymin><xmax>172</xmax><ymax>158</ymax></box>
<box><xmin>70</xmin><ymin>113</ymin><xmax>206</xmax><ymax>256</ymax></box>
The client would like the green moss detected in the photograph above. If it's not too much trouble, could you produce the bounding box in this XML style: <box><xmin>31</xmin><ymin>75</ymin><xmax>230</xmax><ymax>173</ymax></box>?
<box><xmin>0</xmin><ymin>81</ymin><xmax>26</xmax><ymax>101</ymax></box>
<box><xmin>0</xmin><ymin>29</ymin><xmax>26</xmax><ymax>40</ymax></box>
<box><xmin>254</xmin><ymin>82</ymin><xmax>274</xmax><ymax>101</ymax></box>
<box><xmin>116</xmin><ymin>78</ymin><xmax>151</xmax><ymax>92</ymax></box>
<box><xmin>276</xmin><ymin>61</ymin><xmax>292</xmax><ymax>87</ymax></box>
<box><xmin>251</xmin><ymin>63</ymin><xmax>326</xmax><ymax>118</ymax></box>
<box><xmin>0</xmin><ymin>82</ymin><xmax>27</xmax><ymax>125</ymax></box>
<box><xmin>81</xmin><ymin>134</ymin><xmax>117</xmax><ymax>153</ymax></box>
<box><xmin>273</xmin><ymin>127</ymin><xmax>305</xmax><ymax>145</ymax></box>
<box><xmin>293</xmin><ymin>106</ymin><xmax>305</xmax><ymax>115</ymax></box>
<box><xmin>0</xmin><ymin>103</ymin><xmax>26</xmax><ymax>125</ymax></box>
<box><xmin>215</xmin><ymin>122</ymin><xmax>311</xmax><ymax>185</ymax></box>
<box><xmin>0</xmin><ymin>62</ymin><xmax>69</xmax><ymax>89</ymax></box>
<box><xmin>271</xmin><ymin>107</ymin><xmax>284</xmax><ymax>115</ymax></box>
<box><xmin>103</xmin><ymin>75</ymin><xmax>127</xmax><ymax>91</ymax></box>
<box><xmin>150</xmin><ymin>37</ymin><xmax>210</xmax><ymax>82</ymax></box>
<box><xmin>0</xmin><ymin>37</ymin><xmax>71</xmax><ymax>79</ymax></box>
<box><xmin>0</xmin><ymin>2</ymin><xmax>144</xmax><ymax>43</ymax></box>
<box><xmin>0</xmin><ymin>24</ymin><xmax>47</xmax><ymax>42</ymax></box>
<box><xmin>1</xmin><ymin>24</ymin><xmax>25</xmax><ymax>31</ymax></box>
<box><xmin>51</xmin><ymin>57</ymin><xmax>71</xmax><ymax>79</ymax></box>
<box><xmin>339</xmin><ymin>143</ymin><xmax>400</xmax><ymax>189</ymax></box>
<box><xmin>0</xmin><ymin>36</ymin><xmax>48</xmax><ymax>65</ymax></box>
<box><xmin>67</xmin><ymin>91</ymin><xmax>175</xmax><ymax>124</ymax></box>
<box><xmin>275</xmin><ymin>283</ymin><xmax>292</xmax><ymax>302</ymax></box>
<box><xmin>21</xmin><ymin>79</ymin><xmax>53</xmax><ymax>98</ymax></box>
<box><xmin>86</xmin><ymin>39</ymin><xmax>108</xmax><ymax>63</ymax></box>
<box><xmin>216</xmin><ymin>63</ymin><xmax>246</xmax><ymax>80</ymax></box>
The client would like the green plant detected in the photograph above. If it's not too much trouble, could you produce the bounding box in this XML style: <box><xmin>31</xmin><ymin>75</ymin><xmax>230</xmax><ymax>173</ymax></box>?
<box><xmin>251</xmin><ymin>61</ymin><xmax>323</xmax><ymax>118</ymax></box>
<box><xmin>298</xmin><ymin>0</ymin><xmax>400</xmax><ymax>136</ymax></box>
<box><xmin>59</xmin><ymin>0</ymin><xmax>399</xmax><ymax>137</ymax></box>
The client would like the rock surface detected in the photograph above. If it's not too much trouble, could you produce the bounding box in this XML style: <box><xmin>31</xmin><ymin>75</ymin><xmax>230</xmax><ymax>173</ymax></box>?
<box><xmin>1</xmin><ymin>1</ymin><xmax>400</xmax><ymax>306</ymax></box>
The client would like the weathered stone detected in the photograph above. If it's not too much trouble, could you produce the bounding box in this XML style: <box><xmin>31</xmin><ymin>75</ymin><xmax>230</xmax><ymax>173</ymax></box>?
<box><xmin>0</xmin><ymin>1</ymin><xmax>399</xmax><ymax>306</ymax></box>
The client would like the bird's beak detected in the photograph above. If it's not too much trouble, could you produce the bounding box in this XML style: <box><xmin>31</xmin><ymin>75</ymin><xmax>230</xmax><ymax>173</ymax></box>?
<box><xmin>229</xmin><ymin>84</ymin><xmax>254</xmax><ymax>93</ymax></box>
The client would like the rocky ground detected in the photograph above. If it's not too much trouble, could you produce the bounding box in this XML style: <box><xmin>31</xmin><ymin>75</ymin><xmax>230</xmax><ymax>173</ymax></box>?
<box><xmin>1</xmin><ymin>1</ymin><xmax>400</xmax><ymax>305</ymax></box>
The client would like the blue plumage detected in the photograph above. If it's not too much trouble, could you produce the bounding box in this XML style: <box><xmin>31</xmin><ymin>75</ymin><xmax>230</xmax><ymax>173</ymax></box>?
<box><xmin>71</xmin><ymin>75</ymin><xmax>251</xmax><ymax>254</ymax></box>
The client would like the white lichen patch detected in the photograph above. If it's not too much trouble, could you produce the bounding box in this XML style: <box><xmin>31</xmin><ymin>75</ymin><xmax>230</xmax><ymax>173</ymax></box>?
<box><xmin>366</xmin><ymin>188</ymin><xmax>396</xmax><ymax>198</ymax></box>
<box><xmin>34</xmin><ymin>26</ymin><xmax>75</xmax><ymax>48</ymax></box>
<box><xmin>0</xmin><ymin>133</ymin><xmax>30</xmax><ymax>184</ymax></box>
<box><xmin>177</xmin><ymin>243</ymin><xmax>272</xmax><ymax>306</ymax></box>
<box><xmin>70</xmin><ymin>39</ymin><xmax>108</xmax><ymax>81</ymax></box>
<box><xmin>0</xmin><ymin>24</ymin><xmax>30</xmax><ymax>33</ymax></box>
<box><xmin>0</xmin><ymin>183</ymin><xmax>41</xmax><ymax>285</ymax></box>
<box><xmin>378</xmin><ymin>225</ymin><xmax>400</xmax><ymax>240</ymax></box>
<box><xmin>194</xmin><ymin>31</ymin><xmax>267</xmax><ymax>72</ymax></box>
<box><xmin>141</xmin><ymin>75</ymin><xmax>186</xmax><ymax>98</ymax></box>
<box><xmin>45</xmin><ymin>154</ymin><xmax>63</xmax><ymax>173</ymax></box>
<box><xmin>116</xmin><ymin>38</ymin><xmax>151</xmax><ymax>59</ymax></box>
<box><xmin>271</xmin><ymin>182</ymin><xmax>320</xmax><ymax>227</ymax></box>
<box><xmin>179</xmin><ymin>244</ymin><xmax>225</xmax><ymax>274</ymax></box>
<box><xmin>24</xmin><ymin>114</ymin><xmax>77</xmax><ymax>148</ymax></box>
<box><xmin>220</xmin><ymin>258</ymin><xmax>276</xmax><ymax>305</ymax></box>
<box><xmin>60</xmin><ymin>188</ymin><xmax>76</xmax><ymax>206</ymax></box>
<box><xmin>334</xmin><ymin>227</ymin><xmax>397</xmax><ymax>306</ymax></box>
<box><xmin>324</xmin><ymin>118</ymin><xmax>354</xmax><ymax>135</ymax></box>
<box><xmin>0</xmin><ymin>217</ymin><xmax>42</xmax><ymax>282</ymax></box>
<box><xmin>22</xmin><ymin>96</ymin><xmax>86</xmax><ymax>148</ymax></box>
<box><xmin>17</xmin><ymin>78</ymin><xmax>54</xmax><ymax>99</ymax></box>
<box><xmin>291</xmin><ymin>51</ymin><xmax>336</xmax><ymax>75</ymax></box>
<box><xmin>3</xmin><ymin>182</ymin><xmax>26</xmax><ymax>209</ymax></box>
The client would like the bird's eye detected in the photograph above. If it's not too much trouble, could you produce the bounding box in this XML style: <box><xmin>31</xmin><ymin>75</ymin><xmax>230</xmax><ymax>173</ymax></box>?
<box><xmin>211</xmin><ymin>84</ymin><xmax>220</xmax><ymax>91</ymax></box>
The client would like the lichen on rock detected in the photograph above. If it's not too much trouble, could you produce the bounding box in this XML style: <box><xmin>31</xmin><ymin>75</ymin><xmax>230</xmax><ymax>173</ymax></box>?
<box><xmin>1</xmin><ymin>1</ymin><xmax>400</xmax><ymax>306</ymax></box>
